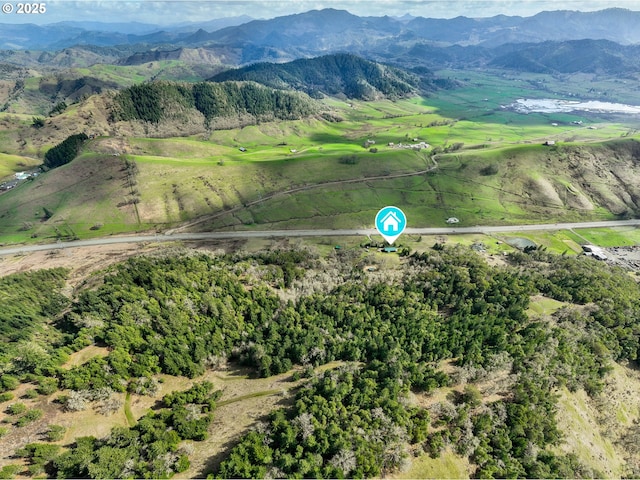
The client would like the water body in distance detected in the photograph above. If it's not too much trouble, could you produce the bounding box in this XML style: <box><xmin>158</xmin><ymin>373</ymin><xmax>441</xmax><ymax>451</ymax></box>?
<box><xmin>507</xmin><ymin>98</ymin><xmax>640</xmax><ymax>114</ymax></box>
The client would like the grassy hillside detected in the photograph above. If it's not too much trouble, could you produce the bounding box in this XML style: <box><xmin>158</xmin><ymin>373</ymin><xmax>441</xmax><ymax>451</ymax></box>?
<box><xmin>0</xmin><ymin>153</ymin><xmax>39</xmax><ymax>180</ymax></box>
<box><xmin>0</xmin><ymin>60</ymin><xmax>227</xmax><ymax>117</ymax></box>
<box><xmin>2</xmin><ymin>67</ymin><xmax>640</xmax><ymax>245</ymax></box>
<box><xmin>1</xmin><ymin>93</ymin><xmax>640</xmax><ymax>244</ymax></box>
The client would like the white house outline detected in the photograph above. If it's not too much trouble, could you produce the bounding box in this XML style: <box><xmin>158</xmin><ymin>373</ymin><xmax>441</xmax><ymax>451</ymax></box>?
<box><xmin>381</xmin><ymin>211</ymin><xmax>401</xmax><ymax>232</ymax></box>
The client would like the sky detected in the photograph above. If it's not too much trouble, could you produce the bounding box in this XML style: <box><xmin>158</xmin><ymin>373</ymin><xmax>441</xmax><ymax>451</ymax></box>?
<box><xmin>2</xmin><ymin>0</ymin><xmax>639</xmax><ymax>24</ymax></box>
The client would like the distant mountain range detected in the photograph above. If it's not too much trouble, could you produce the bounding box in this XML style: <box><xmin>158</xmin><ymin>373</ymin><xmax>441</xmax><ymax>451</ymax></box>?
<box><xmin>2</xmin><ymin>8</ymin><xmax>640</xmax><ymax>85</ymax></box>
<box><xmin>0</xmin><ymin>16</ymin><xmax>253</xmax><ymax>50</ymax></box>
<box><xmin>3</xmin><ymin>8</ymin><xmax>640</xmax><ymax>53</ymax></box>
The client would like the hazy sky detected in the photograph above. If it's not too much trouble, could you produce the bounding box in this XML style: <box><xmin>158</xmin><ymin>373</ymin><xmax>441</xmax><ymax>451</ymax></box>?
<box><xmin>2</xmin><ymin>0</ymin><xmax>640</xmax><ymax>24</ymax></box>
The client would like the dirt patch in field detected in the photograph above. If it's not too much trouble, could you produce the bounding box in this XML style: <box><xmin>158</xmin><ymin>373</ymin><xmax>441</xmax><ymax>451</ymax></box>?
<box><xmin>0</xmin><ymin>239</ymin><xmax>250</xmax><ymax>289</ymax></box>
<box><xmin>0</xmin><ymin>242</ymin><xmax>150</xmax><ymax>287</ymax></box>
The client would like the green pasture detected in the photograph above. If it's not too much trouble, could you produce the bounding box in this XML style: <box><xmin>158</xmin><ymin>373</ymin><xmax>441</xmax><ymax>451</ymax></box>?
<box><xmin>528</xmin><ymin>296</ymin><xmax>567</xmax><ymax>317</ymax></box>
<box><xmin>392</xmin><ymin>449</ymin><xmax>471</xmax><ymax>479</ymax></box>
<box><xmin>200</xmin><ymin>164</ymin><xmax>611</xmax><ymax>232</ymax></box>
<box><xmin>3</xmin><ymin>66</ymin><xmax>640</xmax><ymax>245</ymax></box>
<box><xmin>0</xmin><ymin>153</ymin><xmax>40</xmax><ymax>180</ymax></box>
<box><xmin>0</xmin><ymin>153</ymin><xmax>151</xmax><ymax>243</ymax></box>
<box><xmin>322</xmin><ymin>93</ymin><xmax>638</xmax><ymax>152</ymax></box>
<box><xmin>574</xmin><ymin>227</ymin><xmax>640</xmax><ymax>247</ymax></box>
<box><xmin>434</xmin><ymin>68</ymin><xmax>640</xmax><ymax>111</ymax></box>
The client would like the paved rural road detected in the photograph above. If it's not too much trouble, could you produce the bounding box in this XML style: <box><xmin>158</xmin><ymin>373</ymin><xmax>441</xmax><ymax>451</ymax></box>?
<box><xmin>1</xmin><ymin>219</ymin><xmax>640</xmax><ymax>257</ymax></box>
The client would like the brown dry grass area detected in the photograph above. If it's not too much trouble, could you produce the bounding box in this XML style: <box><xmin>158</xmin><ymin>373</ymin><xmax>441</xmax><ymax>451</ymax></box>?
<box><xmin>0</xmin><ymin>242</ymin><xmax>151</xmax><ymax>287</ymax></box>
<box><xmin>0</xmin><ymin>383</ymin><xmax>107</xmax><ymax>468</ymax></box>
<box><xmin>55</xmin><ymin>395</ymin><xmax>129</xmax><ymax>443</ymax></box>
<box><xmin>414</xmin><ymin>359</ymin><xmax>512</xmax><ymax>410</ymax></box>
<box><xmin>0</xmin><ymin>81</ymin><xmax>14</xmax><ymax>106</ymax></box>
<box><xmin>127</xmin><ymin>365</ymin><xmax>309</xmax><ymax>478</ymax></box>
<box><xmin>0</xmin><ymin>364</ymin><xmax>304</xmax><ymax>474</ymax></box>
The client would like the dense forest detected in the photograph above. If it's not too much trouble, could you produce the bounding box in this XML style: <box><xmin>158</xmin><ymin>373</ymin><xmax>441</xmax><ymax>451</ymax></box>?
<box><xmin>1</xmin><ymin>244</ymin><xmax>640</xmax><ymax>477</ymax></box>
<box><xmin>209</xmin><ymin>53</ymin><xmax>418</xmax><ymax>100</ymax></box>
<box><xmin>43</xmin><ymin>133</ymin><xmax>89</xmax><ymax>169</ymax></box>
<box><xmin>112</xmin><ymin>80</ymin><xmax>318</xmax><ymax>126</ymax></box>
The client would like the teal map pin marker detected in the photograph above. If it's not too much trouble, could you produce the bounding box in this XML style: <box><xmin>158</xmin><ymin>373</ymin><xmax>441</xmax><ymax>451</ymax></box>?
<box><xmin>375</xmin><ymin>206</ymin><xmax>407</xmax><ymax>245</ymax></box>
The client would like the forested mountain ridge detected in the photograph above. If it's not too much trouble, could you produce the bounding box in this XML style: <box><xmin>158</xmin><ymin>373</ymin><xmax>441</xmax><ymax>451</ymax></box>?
<box><xmin>2</xmin><ymin>244</ymin><xmax>640</xmax><ymax>477</ymax></box>
<box><xmin>209</xmin><ymin>53</ymin><xmax>422</xmax><ymax>100</ymax></box>
<box><xmin>111</xmin><ymin>80</ymin><xmax>319</xmax><ymax>126</ymax></box>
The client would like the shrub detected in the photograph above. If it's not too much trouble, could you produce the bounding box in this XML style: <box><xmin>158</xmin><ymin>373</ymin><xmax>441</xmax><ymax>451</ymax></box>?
<box><xmin>0</xmin><ymin>465</ymin><xmax>21</xmax><ymax>479</ymax></box>
<box><xmin>15</xmin><ymin>409</ymin><xmax>43</xmax><ymax>427</ymax></box>
<box><xmin>479</xmin><ymin>164</ymin><xmax>499</xmax><ymax>176</ymax></box>
<box><xmin>22</xmin><ymin>389</ymin><xmax>39</xmax><ymax>400</ymax></box>
<box><xmin>0</xmin><ymin>375</ymin><xmax>19</xmax><ymax>391</ymax></box>
<box><xmin>6</xmin><ymin>403</ymin><xmax>27</xmax><ymax>415</ymax></box>
<box><xmin>37</xmin><ymin>377</ymin><xmax>59</xmax><ymax>396</ymax></box>
<box><xmin>338</xmin><ymin>154</ymin><xmax>359</xmax><ymax>165</ymax></box>
<box><xmin>0</xmin><ymin>393</ymin><xmax>13</xmax><ymax>403</ymax></box>
<box><xmin>46</xmin><ymin>425</ymin><xmax>66</xmax><ymax>442</ymax></box>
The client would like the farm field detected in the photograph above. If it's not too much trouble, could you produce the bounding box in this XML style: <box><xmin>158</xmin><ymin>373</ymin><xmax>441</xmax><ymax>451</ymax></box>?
<box><xmin>1</xmin><ymin>70</ymin><xmax>640</xmax><ymax>246</ymax></box>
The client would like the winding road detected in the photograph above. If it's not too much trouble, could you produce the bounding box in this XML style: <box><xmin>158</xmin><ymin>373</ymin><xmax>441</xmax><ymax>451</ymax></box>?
<box><xmin>1</xmin><ymin>219</ymin><xmax>639</xmax><ymax>257</ymax></box>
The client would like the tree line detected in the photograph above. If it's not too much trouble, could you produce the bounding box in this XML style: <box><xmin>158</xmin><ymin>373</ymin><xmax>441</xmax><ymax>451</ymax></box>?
<box><xmin>43</xmin><ymin>133</ymin><xmax>88</xmax><ymax>169</ymax></box>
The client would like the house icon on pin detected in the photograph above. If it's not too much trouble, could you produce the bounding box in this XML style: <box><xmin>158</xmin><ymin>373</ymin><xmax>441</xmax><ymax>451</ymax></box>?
<box><xmin>381</xmin><ymin>211</ymin><xmax>401</xmax><ymax>232</ymax></box>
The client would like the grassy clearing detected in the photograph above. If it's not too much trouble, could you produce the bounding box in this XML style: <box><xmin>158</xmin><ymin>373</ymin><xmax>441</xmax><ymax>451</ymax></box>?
<box><xmin>216</xmin><ymin>389</ymin><xmax>282</xmax><ymax>407</ymax></box>
<box><xmin>61</xmin><ymin>345</ymin><xmax>109</xmax><ymax>370</ymax></box>
<box><xmin>574</xmin><ymin>227</ymin><xmax>640</xmax><ymax>246</ymax></box>
<box><xmin>57</xmin><ymin>397</ymin><xmax>130</xmax><ymax>443</ymax></box>
<box><xmin>555</xmin><ymin>387</ymin><xmax>626</xmax><ymax>477</ymax></box>
<box><xmin>527</xmin><ymin>295</ymin><xmax>567</xmax><ymax>316</ymax></box>
<box><xmin>549</xmin><ymin>362</ymin><xmax>640</xmax><ymax>477</ymax></box>
<box><xmin>391</xmin><ymin>449</ymin><xmax>471</xmax><ymax>479</ymax></box>
<box><xmin>124</xmin><ymin>392</ymin><xmax>135</xmax><ymax>427</ymax></box>
<box><xmin>498</xmin><ymin>231</ymin><xmax>584</xmax><ymax>254</ymax></box>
